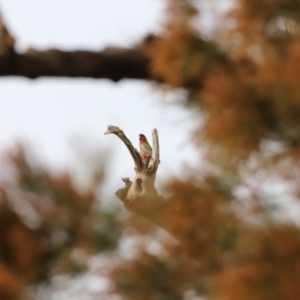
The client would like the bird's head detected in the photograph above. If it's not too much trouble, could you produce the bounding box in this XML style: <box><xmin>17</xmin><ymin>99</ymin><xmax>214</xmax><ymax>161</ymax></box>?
<box><xmin>139</xmin><ymin>134</ymin><xmax>146</xmax><ymax>141</ymax></box>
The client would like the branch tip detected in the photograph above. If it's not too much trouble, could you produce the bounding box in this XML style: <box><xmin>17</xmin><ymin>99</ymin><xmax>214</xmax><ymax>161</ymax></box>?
<box><xmin>105</xmin><ymin>125</ymin><xmax>143</xmax><ymax>171</ymax></box>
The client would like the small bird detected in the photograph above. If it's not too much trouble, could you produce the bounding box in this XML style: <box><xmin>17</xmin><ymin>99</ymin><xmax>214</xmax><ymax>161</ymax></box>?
<box><xmin>139</xmin><ymin>133</ymin><xmax>152</xmax><ymax>159</ymax></box>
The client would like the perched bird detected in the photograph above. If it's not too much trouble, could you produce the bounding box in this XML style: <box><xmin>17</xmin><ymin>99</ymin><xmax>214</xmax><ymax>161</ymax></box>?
<box><xmin>139</xmin><ymin>133</ymin><xmax>152</xmax><ymax>159</ymax></box>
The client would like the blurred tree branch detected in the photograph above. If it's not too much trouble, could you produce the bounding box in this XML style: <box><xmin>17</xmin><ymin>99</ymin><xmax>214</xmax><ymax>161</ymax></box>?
<box><xmin>0</xmin><ymin>13</ymin><xmax>157</xmax><ymax>82</ymax></box>
<box><xmin>0</xmin><ymin>46</ymin><xmax>152</xmax><ymax>81</ymax></box>
<box><xmin>0</xmin><ymin>14</ymin><xmax>150</xmax><ymax>83</ymax></box>
<box><xmin>0</xmin><ymin>13</ymin><xmax>231</xmax><ymax>89</ymax></box>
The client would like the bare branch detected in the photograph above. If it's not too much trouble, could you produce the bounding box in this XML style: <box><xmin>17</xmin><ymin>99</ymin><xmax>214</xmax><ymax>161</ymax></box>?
<box><xmin>105</xmin><ymin>126</ymin><xmax>184</xmax><ymax>242</ymax></box>
<box><xmin>148</xmin><ymin>128</ymin><xmax>160</xmax><ymax>172</ymax></box>
<box><xmin>104</xmin><ymin>125</ymin><xmax>143</xmax><ymax>172</ymax></box>
<box><xmin>0</xmin><ymin>23</ymin><xmax>157</xmax><ymax>81</ymax></box>
<box><xmin>0</xmin><ymin>14</ymin><xmax>237</xmax><ymax>95</ymax></box>
<box><xmin>0</xmin><ymin>48</ymin><xmax>152</xmax><ymax>81</ymax></box>
<box><xmin>0</xmin><ymin>17</ymin><xmax>231</xmax><ymax>89</ymax></box>
<box><xmin>105</xmin><ymin>126</ymin><xmax>160</xmax><ymax>204</ymax></box>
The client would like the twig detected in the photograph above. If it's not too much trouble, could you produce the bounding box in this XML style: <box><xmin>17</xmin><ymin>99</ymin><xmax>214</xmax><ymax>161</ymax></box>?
<box><xmin>104</xmin><ymin>125</ymin><xmax>143</xmax><ymax>172</ymax></box>
<box><xmin>148</xmin><ymin>128</ymin><xmax>160</xmax><ymax>172</ymax></box>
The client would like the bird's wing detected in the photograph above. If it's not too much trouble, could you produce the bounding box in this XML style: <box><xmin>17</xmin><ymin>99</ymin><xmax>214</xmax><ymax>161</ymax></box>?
<box><xmin>141</xmin><ymin>142</ymin><xmax>152</xmax><ymax>155</ymax></box>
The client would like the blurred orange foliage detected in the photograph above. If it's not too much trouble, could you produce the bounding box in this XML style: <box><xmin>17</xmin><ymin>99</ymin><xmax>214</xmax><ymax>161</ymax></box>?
<box><xmin>2</xmin><ymin>0</ymin><xmax>300</xmax><ymax>299</ymax></box>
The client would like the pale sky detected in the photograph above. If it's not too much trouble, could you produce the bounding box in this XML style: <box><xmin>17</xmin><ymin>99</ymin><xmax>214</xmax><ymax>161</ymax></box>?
<box><xmin>0</xmin><ymin>0</ymin><xmax>197</xmax><ymax>200</ymax></box>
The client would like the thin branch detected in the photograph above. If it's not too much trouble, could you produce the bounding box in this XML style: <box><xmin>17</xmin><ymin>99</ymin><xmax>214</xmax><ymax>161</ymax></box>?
<box><xmin>148</xmin><ymin>128</ymin><xmax>160</xmax><ymax>172</ymax></box>
<box><xmin>104</xmin><ymin>125</ymin><xmax>143</xmax><ymax>171</ymax></box>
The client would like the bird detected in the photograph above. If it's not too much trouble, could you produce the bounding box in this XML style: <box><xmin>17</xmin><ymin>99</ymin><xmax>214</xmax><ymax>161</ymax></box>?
<box><xmin>139</xmin><ymin>133</ymin><xmax>152</xmax><ymax>159</ymax></box>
